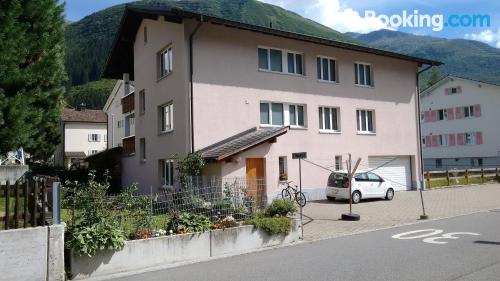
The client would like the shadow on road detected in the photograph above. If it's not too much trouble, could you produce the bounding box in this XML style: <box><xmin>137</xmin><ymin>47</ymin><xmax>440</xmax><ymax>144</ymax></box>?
<box><xmin>474</xmin><ymin>240</ymin><xmax>500</xmax><ymax>246</ymax></box>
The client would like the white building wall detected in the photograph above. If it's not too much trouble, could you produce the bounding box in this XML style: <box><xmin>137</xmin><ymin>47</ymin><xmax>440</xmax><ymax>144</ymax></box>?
<box><xmin>64</xmin><ymin>122</ymin><xmax>107</xmax><ymax>156</ymax></box>
<box><xmin>421</xmin><ymin>77</ymin><xmax>500</xmax><ymax>170</ymax></box>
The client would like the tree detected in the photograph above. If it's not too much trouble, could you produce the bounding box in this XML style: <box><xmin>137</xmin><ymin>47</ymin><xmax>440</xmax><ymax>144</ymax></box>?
<box><xmin>426</xmin><ymin>66</ymin><xmax>442</xmax><ymax>89</ymax></box>
<box><xmin>0</xmin><ymin>0</ymin><xmax>66</xmax><ymax>160</ymax></box>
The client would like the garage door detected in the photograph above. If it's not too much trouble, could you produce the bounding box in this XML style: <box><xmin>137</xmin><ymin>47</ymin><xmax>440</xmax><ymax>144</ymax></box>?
<box><xmin>368</xmin><ymin>156</ymin><xmax>412</xmax><ymax>191</ymax></box>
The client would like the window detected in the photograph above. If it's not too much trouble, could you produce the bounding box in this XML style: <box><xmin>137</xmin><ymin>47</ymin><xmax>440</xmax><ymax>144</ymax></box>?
<box><xmin>319</xmin><ymin>106</ymin><xmax>340</xmax><ymax>132</ymax></box>
<box><xmin>103</xmin><ymin>134</ymin><xmax>107</xmax><ymax>142</ymax></box>
<box><xmin>335</xmin><ymin>155</ymin><xmax>342</xmax><ymax>170</ymax></box>
<box><xmin>278</xmin><ymin>156</ymin><xmax>287</xmax><ymax>180</ymax></box>
<box><xmin>464</xmin><ymin>132</ymin><xmax>476</xmax><ymax>145</ymax></box>
<box><xmin>436</xmin><ymin>159</ymin><xmax>443</xmax><ymax>168</ymax></box>
<box><xmin>463</xmin><ymin>105</ymin><xmax>474</xmax><ymax>118</ymax></box>
<box><xmin>260</xmin><ymin>102</ymin><xmax>306</xmax><ymax>127</ymax></box>
<box><xmin>438</xmin><ymin>109</ymin><xmax>448</xmax><ymax>121</ymax></box>
<box><xmin>317</xmin><ymin>57</ymin><xmax>337</xmax><ymax>82</ymax></box>
<box><xmin>159</xmin><ymin>103</ymin><xmax>173</xmax><ymax>132</ymax></box>
<box><xmin>117</xmin><ymin>120</ymin><xmax>123</xmax><ymax>128</ymax></box>
<box><xmin>354</xmin><ymin>173</ymin><xmax>368</xmax><ymax>181</ymax></box>
<box><xmin>258</xmin><ymin>47</ymin><xmax>303</xmax><ymax>75</ymax></box>
<box><xmin>160</xmin><ymin>159</ymin><xmax>174</xmax><ymax>187</ymax></box>
<box><xmin>139</xmin><ymin>90</ymin><xmax>146</xmax><ymax>115</ymax></box>
<box><xmin>367</xmin><ymin>172</ymin><xmax>383</xmax><ymax>182</ymax></box>
<box><xmin>356</xmin><ymin>110</ymin><xmax>374</xmax><ymax>133</ymax></box>
<box><xmin>158</xmin><ymin>46</ymin><xmax>173</xmax><ymax>78</ymax></box>
<box><xmin>88</xmin><ymin>133</ymin><xmax>99</xmax><ymax>142</ymax></box>
<box><xmin>437</xmin><ymin>134</ymin><xmax>449</xmax><ymax>147</ymax></box>
<box><xmin>88</xmin><ymin>150</ymin><xmax>98</xmax><ymax>155</ymax></box>
<box><xmin>355</xmin><ymin>63</ymin><xmax>373</xmax><ymax>86</ymax></box>
<box><xmin>139</xmin><ymin>138</ymin><xmax>146</xmax><ymax>162</ymax></box>
<box><xmin>288</xmin><ymin>105</ymin><xmax>305</xmax><ymax>127</ymax></box>
<box><xmin>471</xmin><ymin>158</ymin><xmax>483</xmax><ymax>167</ymax></box>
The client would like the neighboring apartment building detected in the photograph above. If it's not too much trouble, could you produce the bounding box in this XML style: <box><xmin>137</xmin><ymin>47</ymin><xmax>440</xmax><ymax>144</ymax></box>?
<box><xmin>103</xmin><ymin>79</ymin><xmax>136</xmax><ymax>148</ymax></box>
<box><xmin>54</xmin><ymin>108</ymin><xmax>107</xmax><ymax>168</ymax></box>
<box><xmin>102</xmin><ymin>6</ymin><xmax>440</xmax><ymax>199</ymax></box>
<box><xmin>421</xmin><ymin>75</ymin><xmax>500</xmax><ymax>170</ymax></box>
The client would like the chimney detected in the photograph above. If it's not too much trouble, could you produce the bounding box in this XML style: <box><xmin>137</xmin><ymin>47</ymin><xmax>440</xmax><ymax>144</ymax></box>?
<box><xmin>123</xmin><ymin>73</ymin><xmax>130</xmax><ymax>96</ymax></box>
<box><xmin>77</xmin><ymin>103</ymin><xmax>86</xmax><ymax>111</ymax></box>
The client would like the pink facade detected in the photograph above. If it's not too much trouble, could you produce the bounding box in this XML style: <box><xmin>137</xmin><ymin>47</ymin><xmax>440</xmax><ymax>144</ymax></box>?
<box><xmin>109</xmin><ymin>14</ymin><xmax>426</xmax><ymax>198</ymax></box>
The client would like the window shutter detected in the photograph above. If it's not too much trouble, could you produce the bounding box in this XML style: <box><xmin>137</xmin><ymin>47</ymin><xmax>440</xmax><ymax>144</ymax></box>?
<box><xmin>430</xmin><ymin>110</ymin><xmax>437</xmax><ymax>122</ymax></box>
<box><xmin>457</xmin><ymin>133</ymin><xmax>464</xmax><ymax>145</ymax></box>
<box><xmin>97</xmin><ymin>134</ymin><xmax>101</xmax><ymax>142</ymax></box>
<box><xmin>444</xmin><ymin>88</ymin><xmax>450</xmax><ymax>96</ymax></box>
<box><xmin>447</xmin><ymin>108</ymin><xmax>454</xmax><ymax>120</ymax></box>
<box><xmin>449</xmin><ymin>134</ymin><xmax>456</xmax><ymax>146</ymax></box>
<box><xmin>424</xmin><ymin>111</ymin><xmax>431</xmax><ymax>122</ymax></box>
<box><xmin>476</xmin><ymin>132</ymin><xmax>483</xmax><ymax>145</ymax></box>
<box><xmin>425</xmin><ymin>136</ymin><xmax>432</xmax><ymax>148</ymax></box>
<box><xmin>88</xmin><ymin>134</ymin><xmax>92</xmax><ymax>141</ymax></box>
<box><xmin>455</xmin><ymin>107</ymin><xmax>462</xmax><ymax>119</ymax></box>
<box><xmin>431</xmin><ymin>135</ymin><xmax>438</xmax><ymax>147</ymax></box>
<box><xmin>474</xmin><ymin>104</ymin><xmax>481</xmax><ymax>117</ymax></box>
<box><xmin>457</xmin><ymin>86</ymin><xmax>462</xmax><ymax>93</ymax></box>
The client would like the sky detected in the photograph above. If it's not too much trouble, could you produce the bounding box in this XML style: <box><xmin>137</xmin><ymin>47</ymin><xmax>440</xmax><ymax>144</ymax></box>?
<box><xmin>64</xmin><ymin>0</ymin><xmax>500</xmax><ymax>48</ymax></box>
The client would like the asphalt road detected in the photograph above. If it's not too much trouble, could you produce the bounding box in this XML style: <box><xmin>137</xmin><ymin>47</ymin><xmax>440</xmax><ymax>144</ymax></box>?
<box><xmin>110</xmin><ymin>210</ymin><xmax>500</xmax><ymax>281</ymax></box>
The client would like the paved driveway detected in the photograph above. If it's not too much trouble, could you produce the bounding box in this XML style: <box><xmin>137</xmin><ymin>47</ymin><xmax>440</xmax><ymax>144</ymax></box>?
<box><xmin>302</xmin><ymin>183</ymin><xmax>500</xmax><ymax>241</ymax></box>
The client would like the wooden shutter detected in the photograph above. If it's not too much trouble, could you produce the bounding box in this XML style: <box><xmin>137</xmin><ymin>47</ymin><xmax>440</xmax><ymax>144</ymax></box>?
<box><xmin>444</xmin><ymin>88</ymin><xmax>450</xmax><ymax>95</ymax></box>
<box><xmin>424</xmin><ymin>111</ymin><xmax>431</xmax><ymax>123</ymax></box>
<box><xmin>449</xmin><ymin>134</ymin><xmax>456</xmax><ymax>146</ymax></box>
<box><xmin>474</xmin><ymin>104</ymin><xmax>482</xmax><ymax>117</ymax></box>
<box><xmin>431</xmin><ymin>135</ymin><xmax>438</xmax><ymax>147</ymax></box>
<box><xmin>457</xmin><ymin>133</ymin><xmax>464</xmax><ymax>145</ymax></box>
<box><xmin>457</xmin><ymin>86</ymin><xmax>462</xmax><ymax>93</ymax></box>
<box><xmin>425</xmin><ymin>136</ymin><xmax>432</xmax><ymax>148</ymax></box>
<box><xmin>430</xmin><ymin>110</ymin><xmax>437</xmax><ymax>122</ymax></box>
<box><xmin>447</xmin><ymin>108</ymin><xmax>454</xmax><ymax>120</ymax></box>
<box><xmin>455</xmin><ymin>107</ymin><xmax>462</xmax><ymax>119</ymax></box>
<box><xmin>476</xmin><ymin>132</ymin><xmax>483</xmax><ymax>145</ymax></box>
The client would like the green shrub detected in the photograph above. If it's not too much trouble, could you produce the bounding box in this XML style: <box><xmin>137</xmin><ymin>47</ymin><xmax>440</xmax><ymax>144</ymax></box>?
<box><xmin>265</xmin><ymin>199</ymin><xmax>297</xmax><ymax>217</ymax></box>
<box><xmin>167</xmin><ymin>213</ymin><xmax>210</xmax><ymax>234</ymax></box>
<box><xmin>245</xmin><ymin>217</ymin><xmax>292</xmax><ymax>235</ymax></box>
<box><xmin>66</xmin><ymin>220</ymin><xmax>126</xmax><ymax>257</ymax></box>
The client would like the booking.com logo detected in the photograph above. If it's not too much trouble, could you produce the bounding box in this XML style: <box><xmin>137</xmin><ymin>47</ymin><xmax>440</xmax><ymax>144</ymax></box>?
<box><xmin>365</xmin><ymin>10</ymin><xmax>491</xmax><ymax>31</ymax></box>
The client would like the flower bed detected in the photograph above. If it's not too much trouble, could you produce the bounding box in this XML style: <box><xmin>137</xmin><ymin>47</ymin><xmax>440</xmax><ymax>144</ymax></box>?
<box><xmin>69</xmin><ymin>219</ymin><xmax>300</xmax><ymax>280</ymax></box>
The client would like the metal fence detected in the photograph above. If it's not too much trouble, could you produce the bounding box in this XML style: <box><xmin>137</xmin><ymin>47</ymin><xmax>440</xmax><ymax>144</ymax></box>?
<box><xmin>152</xmin><ymin>177</ymin><xmax>267</xmax><ymax>221</ymax></box>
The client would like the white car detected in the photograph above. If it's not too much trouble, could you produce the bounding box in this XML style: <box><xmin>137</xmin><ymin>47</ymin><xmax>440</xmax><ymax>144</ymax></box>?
<box><xmin>325</xmin><ymin>170</ymin><xmax>395</xmax><ymax>204</ymax></box>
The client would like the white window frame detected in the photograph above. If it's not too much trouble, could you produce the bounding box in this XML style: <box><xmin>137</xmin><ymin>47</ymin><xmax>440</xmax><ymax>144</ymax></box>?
<box><xmin>260</xmin><ymin>101</ymin><xmax>306</xmax><ymax>128</ymax></box>
<box><xmin>139</xmin><ymin>138</ymin><xmax>146</xmax><ymax>162</ymax></box>
<box><xmin>319</xmin><ymin>106</ymin><xmax>340</xmax><ymax>133</ymax></box>
<box><xmin>354</xmin><ymin>62</ymin><xmax>373</xmax><ymax>87</ymax></box>
<box><xmin>278</xmin><ymin>156</ymin><xmax>287</xmax><ymax>177</ymax></box>
<box><xmin>88</xmin><ymin>133</ymin><xmax>99</xmax><ymax>142</ymax></box>
<box><xmin>464</xmin><ymin>132</ymin><xmax>476</xmax><ymax>145</ymax></box>
<box><xmin>257</xmin><ymin>46</ymin><xmax>304</xmax><ymax>76</ymax></box>
<box><xmin>438</xmin><ymin>109</ymin><xmax>448</xmax><ymax>121</ymax></box>
<box><xmin>160</xmin><ymin>159</ymin><xmax>174</xmax><ymax>187</ymax></box>
<box><xmin>438</xmin><ymin>134</ymin><xmax>450</xmax><ymax>147</ymax></box>
<box><xmin>356</xmin><ymin>109</ymin><xmax>375</xmax><ymax>134</ymax></box>
<box><xmin>463</xmin><ymin>105</ymin><xmax>475</xmax><ymax>118</ymax></box>
<box><xmin>103</xmin><ymin>134</ymin><xmax>107</xmax><ymax>142</ymax></box>
<box><xmin>159</xmin><ymin>103</ymin><xmax>174</xmax><ymax>133</ymax></box>
<box><xmin>139</xmin><ymin>90</ymin><xmax>146</xmax><ymax>115</ymax></box>
<box><xmin>158</xmin><ymin>45</ymin><xmax>173</xmax><ymax>79</ymax></box>
<box><xmin>317</xmin><ymin>56</ymin><xmax>338</xmax><ymax>83</ymax></box>
<box><xmin>88</xmin><ymin>150</ymin><xmax>98</xmax><ymax>155</ymax></box>
<box><xmin>335</xmin><ymin>155</ymin><xmax>343</xmax><ymax>170</ymax></box>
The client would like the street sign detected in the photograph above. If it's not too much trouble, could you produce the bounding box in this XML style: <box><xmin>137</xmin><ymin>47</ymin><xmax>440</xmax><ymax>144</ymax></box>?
<box><xmin>292</xmin><ymin>152</ymin><xmax>307</xmax><ymax>159</ymax></box>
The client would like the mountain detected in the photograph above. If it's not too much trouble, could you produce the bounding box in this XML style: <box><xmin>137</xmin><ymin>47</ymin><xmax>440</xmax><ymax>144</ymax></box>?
<box><xmin>64</xmin><ymin>0</ymin><xmax>357</xmax><ymax>87</ymax></box>
<box><xmin>347</xmin><ymin>29</ymin><xmax>500</xmax><ymax>86</ymax></box>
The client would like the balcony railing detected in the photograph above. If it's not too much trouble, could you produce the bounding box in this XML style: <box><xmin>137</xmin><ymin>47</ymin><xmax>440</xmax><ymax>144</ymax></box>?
<box><xmin>122</xmin><ymin>92</ymin><xmax>135</xmax><ymax>114</ymax></box>
<box><xmin>122</xmin><ymin>135</ymin><xmax>135</xmax><ymax>156</ymax></box>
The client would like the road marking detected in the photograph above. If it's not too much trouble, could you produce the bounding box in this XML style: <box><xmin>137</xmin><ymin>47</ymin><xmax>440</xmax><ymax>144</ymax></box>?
<box><xmin>392</xmin><ymin>229</ymin><xmax>480</xmax><ymax>244</ymax></box>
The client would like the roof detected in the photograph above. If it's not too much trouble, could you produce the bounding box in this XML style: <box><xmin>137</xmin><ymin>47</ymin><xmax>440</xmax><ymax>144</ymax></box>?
<box><xmin>199</xmin><ymin>126</ymin><xmax>289</xmax><ymax>160</ymax></box>
<box><xmin>421</xmin><ymin>75</ymin><xmax>500</xmax><ymax>97</ymax></box>
<box><xmin>65</xmin><ymin>151</ymin><xmax>87</xmax><ymax>158</ymax></box>
<box><xmin>103</xmin><ymin>6</ymin><xmax>442</xmax><ymax>79</ymax></box>
<box><xmin>103</xmin><ymin>80</ymin><xmax>136</xmax><ymax>112</ymax></box>
<box><xmin>62</xmin><ymin>108</ymin><xmax>107</xmax><ymax>123</ymax></box>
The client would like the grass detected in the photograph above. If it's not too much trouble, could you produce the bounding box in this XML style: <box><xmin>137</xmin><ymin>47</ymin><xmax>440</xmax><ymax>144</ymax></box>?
<box><xmin>428</xmin><ymin>175</ymin><xmax>500</xmax><ymax>189</ymax></box>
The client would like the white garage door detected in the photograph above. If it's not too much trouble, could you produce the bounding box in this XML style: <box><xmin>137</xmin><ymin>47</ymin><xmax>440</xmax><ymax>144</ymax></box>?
<box><xmin>368</xmin><ymin>156</ymin><xmax>412</xmax><ymax>191</ymax></box>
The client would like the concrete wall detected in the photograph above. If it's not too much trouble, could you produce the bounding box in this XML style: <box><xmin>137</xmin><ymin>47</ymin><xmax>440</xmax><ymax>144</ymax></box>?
<box><xmin>0</xmin><ymin>225</ymin><xmax>64</xmax><ymax>281</ymax></box>
<box><xmin>0</xmin><ymin>165</ymin><xmax>28</xmax><ymax>185</ymax></box>
<box><xmin>70</xmin><ymin>220</ymin><xmax>300</xmax><ymax>280</ymax></box>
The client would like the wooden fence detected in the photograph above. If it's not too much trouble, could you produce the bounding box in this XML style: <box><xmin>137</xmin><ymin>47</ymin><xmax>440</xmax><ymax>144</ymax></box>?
<box><xmin>0</xmin><ymin>176</ymin><xmax>59</xmax><ymax>230</ymax></box>
<box><xmin>425</xmin><ymin>168</ymin><xmax>500</xmax><ymax>188</ymax></box>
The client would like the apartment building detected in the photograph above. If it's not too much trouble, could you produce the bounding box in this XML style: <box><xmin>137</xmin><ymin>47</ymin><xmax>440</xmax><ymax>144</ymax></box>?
<box><xmin>103</xmin><ymin>6</ymin><xmax>440</xmax><ymax>199</ymax></box>
<box><xmin>421</xmin><ymin>75</ymin><xmax>500</xmax><ymax>170</ymax></box>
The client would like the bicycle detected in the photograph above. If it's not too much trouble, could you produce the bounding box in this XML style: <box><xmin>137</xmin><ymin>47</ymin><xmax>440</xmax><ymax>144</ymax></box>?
<box><xmin>280</xmin><ymin>181</ymin><xmax>307</xmax><ymax>207</ymax></box>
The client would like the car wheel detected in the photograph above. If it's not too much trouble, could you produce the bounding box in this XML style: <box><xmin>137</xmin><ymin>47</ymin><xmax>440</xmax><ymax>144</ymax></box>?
<box><xmin>386</xmin><ymin>188</ymin><xmax>394</xmax><ymax>201</ymax></box>
<box><xmin>352</xmin><ymin>191</ymin><xmax>361</xmax><ymax>204</ymax></box>
<box><xmin>326</xmin><ymin>196</ymin><xmax>336</xmax><ymax>201</ymax></box>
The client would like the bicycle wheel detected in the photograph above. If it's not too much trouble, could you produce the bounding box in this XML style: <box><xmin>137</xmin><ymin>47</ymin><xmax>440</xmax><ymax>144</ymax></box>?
<box><xmin>281</xmin><ymin>188</ymin><xmax>292</xmax><ymax>201</ymax></box>
<box><xmin>295</xmin><ymin>192</ymin><xmax>307</xmax><ymax>207</ymax></box>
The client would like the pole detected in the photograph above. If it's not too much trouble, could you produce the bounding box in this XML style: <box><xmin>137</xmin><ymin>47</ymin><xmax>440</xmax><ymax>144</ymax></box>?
<box><xmin>52</xmin><ymin>182</ymin><xmax>61</xmax><ymax>224</ymax></box>
<box><xmin>341</xmin><ymin>154</ymin><xmax>361</xmax><ymax>221</ymax></box>
<box><xmin>299</xmin><ymin>158</ymin><xmax>303</xmax><ymax>240</ymax></box>
<box><xmin>348</xmin><ymin>154</ymin><xmax>352</xmax><ymax>214</ymax></box>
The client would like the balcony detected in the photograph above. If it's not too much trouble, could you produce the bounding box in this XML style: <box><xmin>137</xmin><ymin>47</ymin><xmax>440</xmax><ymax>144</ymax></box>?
<box><xmin>122</xmin><ymin>92</ymin><xmax>135</xmax><ymax>114</ymax></box>
<box><xmin>122</xmin><ymin>135</ymin><xmax>135</xmax><ymax>156</ymax></box>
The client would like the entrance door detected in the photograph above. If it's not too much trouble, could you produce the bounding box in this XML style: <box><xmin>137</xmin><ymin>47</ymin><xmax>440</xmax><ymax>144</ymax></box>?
<box><xmin>246</xmin><ymin>158</ymin><xmax>266</xmax><ymax>209</ymax></box>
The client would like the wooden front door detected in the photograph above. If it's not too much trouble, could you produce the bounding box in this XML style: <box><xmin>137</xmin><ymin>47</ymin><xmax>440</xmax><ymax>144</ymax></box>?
<box><xmin>246</xmin><ymin>158</ymin><xmax>266</xmax><ymax>209</ymax></box>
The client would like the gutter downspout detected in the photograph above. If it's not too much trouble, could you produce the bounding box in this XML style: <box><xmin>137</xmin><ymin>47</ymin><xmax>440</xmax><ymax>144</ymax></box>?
<box><xmin>189</xmin><ymin>16</ymin><xmax>203</xmax><ymax>154</ymax></box>
<box><xmin>416</xmin><ymin>64</ymin><xmax>433</xmax><ymax>190</ymax></box>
